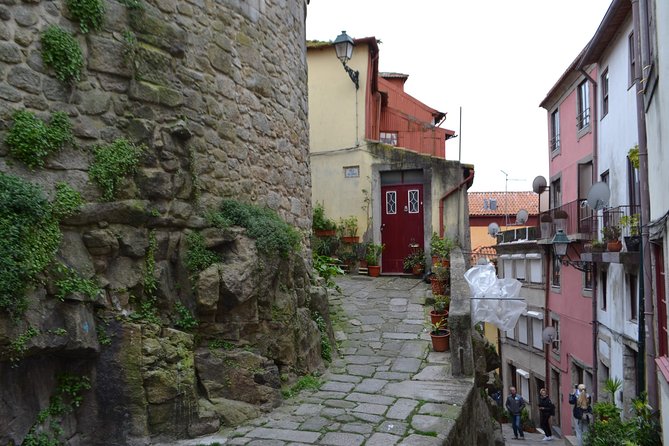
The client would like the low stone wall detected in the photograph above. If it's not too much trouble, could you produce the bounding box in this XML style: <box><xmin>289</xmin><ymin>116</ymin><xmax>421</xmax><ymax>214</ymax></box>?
<box><xmin>448</xmin><ymin>248</ymin><xmax>474</xmax><ymax>377</ymax></box>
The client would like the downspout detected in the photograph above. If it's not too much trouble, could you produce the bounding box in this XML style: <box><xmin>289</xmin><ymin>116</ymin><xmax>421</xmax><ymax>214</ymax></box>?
<box><xmin>632</xmin><ymin>0</ymin><xmax>657</xmax><ymax>408</ymax></box>
<box><xmin>579</xmin><ymin>66</ymin><xmax>599</xmax><ymax>402</ymax></box>
<box><xmin>439</xmin><ymin>167</ymin><xmax>474</xmax><ymax>238</ymax></box>
<box><xmin>544</xmin><ymin>245</ymin><xmax>551</xmax><ymax>395</ymax></box>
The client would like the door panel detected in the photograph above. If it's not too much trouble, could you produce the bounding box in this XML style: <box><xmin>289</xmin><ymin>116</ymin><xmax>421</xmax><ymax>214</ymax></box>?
<box><xmin>381</xmin><ymin>184</ymin><xmax>424</xmax><ymax>273</ymax></box>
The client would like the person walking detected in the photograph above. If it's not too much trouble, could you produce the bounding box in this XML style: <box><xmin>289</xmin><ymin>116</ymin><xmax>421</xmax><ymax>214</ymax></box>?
<box><xmin>505</xmin><ymin>386</ymin><xmax>526</xmax><ymax>440</ymax></box>
<box><xmin>569</xmin><ymin>383</ymin><xmax>592</xmax><ymax>446</ymax></box>
<box><xmin>538</xmin><ymin>387</ymin><xmax>555</xmax><ymax>441</ymax></box>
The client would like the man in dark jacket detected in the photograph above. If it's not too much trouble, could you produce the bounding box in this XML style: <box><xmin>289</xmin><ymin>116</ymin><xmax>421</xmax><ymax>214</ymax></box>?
<box><xmin>505</xmin><ymin>386</ymin><xmax>526</xmax><ymax>440</ymax></box>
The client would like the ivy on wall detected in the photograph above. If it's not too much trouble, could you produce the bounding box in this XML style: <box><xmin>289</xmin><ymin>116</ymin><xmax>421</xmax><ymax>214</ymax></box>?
<box><xmin>66</xmin><ymin>0</ymin><xmax>105</xmax><ymax>34</ymax></box>
<box><xmin>89</xmin><ymin>138</ymin><xmax>144</xmax><ymax>201</ymax></box>
<box><xmin>5</xmin><ymin>110</ymin><xmax>73</xmax><ymax>169</ymax></box>
<box><xmin>41</xmin><ymin>26</ymin><xmax>84</xmax><ymax>83</ymax></box>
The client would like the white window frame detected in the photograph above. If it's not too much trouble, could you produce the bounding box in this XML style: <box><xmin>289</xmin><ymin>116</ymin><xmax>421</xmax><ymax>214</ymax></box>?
<box><xmin>526</xmin><ymin>253</ymin><xmax>543</xmax><ymax>284</ymax></box>
<box><xmin>512</xmin><ymin>253</ymin><xmax>526</xmax><ymax>281</ymax></box>
<box><xmin>500</xmin><ymin>254</ymin><xmax>513</xmax><ymax>279</ymax></box>
<box><xmin>408</xmin><ymin>189</ymin><xmax>420</xmax><ymax>214</ymax></box>
<box><xmin>518</xmin><ymin>316</ymin><xmax>528</xmax><ymax>345</ymax></box>
<box><xmin>386</xmin><ymin>191</ymin><xmax>397</xmax><ymax>215</ymax></box>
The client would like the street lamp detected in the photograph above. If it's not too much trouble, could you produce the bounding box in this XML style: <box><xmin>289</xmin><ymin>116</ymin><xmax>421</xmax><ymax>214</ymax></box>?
<box><xmin>333</xmin><ymin>31</ymin><xmax>359</xmax><ymax>89</ymax></box>
<box><xmin>551</xmin><ymin>229</ymin><xmax>590</xmax><ymax>272</ymax></box>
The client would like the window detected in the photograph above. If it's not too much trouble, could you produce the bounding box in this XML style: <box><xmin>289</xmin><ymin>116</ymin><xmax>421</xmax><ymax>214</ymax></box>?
<box><xmin>583</xmin><ymin>267</ymin><xmax>593</xmax><ymax>291</ymax></box>
<box><xmin>601</xmin><ymin>69</ymin><xmax>609</xmax><ymax>117</ymax></box>
<box><xmin>550</xmin><ymin>109</ymin><xmax>560</xmax><ymax>153</ymax></box>
<box><xmin>501</xmin><ymin>255</ymin><xmax>513</xmax><ymax>279</ymax></box>
<box><xmin>527</xmin><ymin>253</ymin><xmax>543</xmax><ymax>283</ymax></box>
<box><xmin>518</xmin><ymin>316</ymin><xmax>528</xmax><ymax>345</ymax></box>
<box><xmin>551</xmin><ymin>254</ymin><xmax>561</xmax><ymax>287</ymax></box>
<box><xmin>506</xmin><ymin>324</ymin><xmax>515</xmax><ymax>340</ymax></box>
<box><xmin>629</xmin><ymin>273</ymin><xmax>638</xmax><ymax>321</ymax></box>
<box><xmin>577</xmin><ymin>80</ymin><xmax>590</xmax><ymax>130</ymax></box>
<box><xmin>408</xmin><ymin>190</ymin><xmax>419</xmax><ymax>213</ymax></box>
<box><xmin>551</xmin><ymin>318</ymin><xmax>560</xmax><ymax>354</ymax></box>
<box><xmin>628</xmin><ymin>157</ymin><xmax>641</xmax><ymax>210</ymax></box>
<box><xmin>601</xmin><ymin>170</ymin><xmax>609</xmax><ymax>184</ymax></box>
<box><xmin>380</xmin><ymin>132</ymin><xmax>398</xmax><ymax>146</ymax></box>
<box><xmin>551</xmin><ymin>178</ymin><xmax>562</xmax><ymax>208</ymax></box>
<box><xmin>531</xmin><ymin>317</ymin><xmax>544</xmax><ymax>350</ymax></box>
<box><xmin>385</xmin><ymin>191</ymin><xmax>397</xmax><ymax>214</ymax></box>
<box><xmin>513</xmin><ymin>254</ymin><xmax>526</xmax><ymax>281</ymax></box>
<box><xmin>517</xmin><ymin>369</ymin><xmax>530</xmax><ymax>403</ymax></box>
<box><xmin>601</xmin><ymin>269</ymin><xmax>607</xmax><ymax>311</ymax></box>
<box><xmin>629</xmin><ymin>32</ymin><xmax>636</xmax><ymax>88</ymax></box>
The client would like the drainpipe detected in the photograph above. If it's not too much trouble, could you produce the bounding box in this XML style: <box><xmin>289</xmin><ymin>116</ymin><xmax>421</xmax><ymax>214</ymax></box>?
<box><xmin>439</xmin><ymin>167</ymin><xmax>474</xmax><ymax>238</ymax></box>
<box><xmin>579</xmin><ymin>66</ymin><xmax>599</xmax><ymax>402</ymax></box>
<box><xmin>632</xmin><ymin>0</ymin><xmax>657</xmax><ymax>408</ymax></box>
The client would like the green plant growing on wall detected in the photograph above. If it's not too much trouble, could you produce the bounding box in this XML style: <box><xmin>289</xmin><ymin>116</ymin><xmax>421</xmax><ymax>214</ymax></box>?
<box><xmin>174</xmin><ymin>302</ymin><xmax>198</xmax><ymax>330</ymax></box>
<box><xmin>185</xmin><ymin>231</ymin><xmax>220</xmax><ymax>274</ymax></box>
<box><xmin>210</xmin><ymin>200</ymin><xmax>301</xmax><ymax>257</ymax></box>
<box><xmin>9</xmin><ymin>327</ymin><xmax>40</xmax><ymax>364</ymax></box>
<box><xmin>89</xmin><ymin>138</ymin><xmax>144</xmax><ymax>201</ymax></box>
<box><xmin>119</xmin><ymin>0</ymin><xmax>143</xmax><ymax>9</ymax></box>
<box><xmin>312</xmin><ymin>312</ymin><xmax>332</xmax><ymax>362</ymax></box>
<box><xmin>41</xmin><ymin>26</ymin><xmax>84</xmax><ymax>83</ymax></box>
<box><xmin>0</xmin><ymin>174</ymin><xmax>74</xmax><ymax>318</ymax></box>
<box><xmin>66</xmin><ymin>0</ymin><xmax>105</xmax><ymax>33</ymax></box>
<box><xmin>54</xmin><ymin>263</ymin><xmax>101</xmax><ymax>301</ymax></box>
<box><xmin>51</xmin><ymin>182</ymin><xmax>83</xmax><ymax>220</ymax></box>
<box><xmin>628</xmin><ymin>145</ymin><xmax>640</xmax><ymax>169</ymax></box>
<box><xmin>312</xmin><ymin>254</ymin><xmax>343</xmax><ymax>291</ymax></box>
<box><xmin>22</xmin><ymin>373</ymin><xmax>91</xmax><ymax>445</ymax></box>
<box><xmin>143</xmin><ymin>229</ymin><xmax>158</xmax><ymax>296</ymax></box>
<box><xmin>5</xmin><ymin>110</ymin><xmax>74</xmax><ymax>169</ymax></box>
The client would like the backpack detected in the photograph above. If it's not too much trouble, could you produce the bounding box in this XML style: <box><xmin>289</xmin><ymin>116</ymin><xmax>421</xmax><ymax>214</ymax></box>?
<box><xmin>573</xmin><ymin>406</ymin><xmax>584</xmax><ymax>420</ymax></box>
<box><xmin>569</xmin><ymin>393</ymin><xmax>577</xmax><ymax>405</ymax></box>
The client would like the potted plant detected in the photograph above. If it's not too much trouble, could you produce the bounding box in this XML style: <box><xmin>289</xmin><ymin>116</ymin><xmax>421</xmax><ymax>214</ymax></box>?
<box><xmin>602</xmin><ymin>225</ymin><xmax>622</xmax><ymax>252</ymax></box>
<box><xmin>521</xmin><ymin>407</ymin><xmax>537</xmax><ymax>433</ymax></box>
<box><xmin>591</xmin><ymin>240</ymin><xmax>606</xmax><ymax>253</ymax></box>
<box><xmin>620</xmin><ymin>214</ymin><xmax>641</xmax><ymax>251</ymax></box>
<box><xmin>339</xmin><ymin>216</ymin><xmax>359</xmax><ymax>244</ymax></box>
<box><xmin>553</xmin><ymin>209</ymin><xmax>568</xmax><ymax>232</ymax></box>
<box><xmin>365</xmin><ymin>243</ymin><xmax>384</xmax><ymax>277</ymax></box>
<box><xmin>403</xmin><ymin>251</ymin><xmax>425</xmax><ymax>276</ymax></box>
<box><xmin>430</xmin><ymin>294</ymin><xmax>450</xmax><ymax>324</ymax></box>
<box><xmin>430</xmin><ymin>262</ymin><xmax>450</xmax><ymax>295</ymax></box>
<box><xmin>313</xmin><ymin>203</ymin><xmax>337</xmax><ymax>237</ymax></box>
<box><xmin>430</xmin><ymin>232</ymin><xmax>456</xmax><ymax>265</ymax></box>
<box><xmin>429</xmin><ymin>318</ymin><xmax>450</xmax><ymax>352</ymax></box>
<box><xmin>629</xmin><ymin>145</ymin><xmax>639</xmax><ymax>169</ymax></box>
<box><xmin>540</xmin><ymin>214</ymin><xmax>553</xmax><ymax>239</ymax></box>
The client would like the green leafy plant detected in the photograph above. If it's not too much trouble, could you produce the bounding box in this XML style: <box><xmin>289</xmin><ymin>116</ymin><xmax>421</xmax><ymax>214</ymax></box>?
<box><xmin>22</xmin><ymin>373</ymin><xmax>91</xmax><ymax>445</ymax></box>
<box><xmin>89</xmin><ymin>138</ymin><xmax>144</xmax><ymax>201</ymax></box>
<box><xmin>403</xmin><ymin>251</ymin><xmax>425</xmax><ymax>271</ymax></box>
<box><xmin>5</xmin><ymin>110</ymin><xmax>73</xmax><ymax>169</ymax></box>
<box><xmin>313</xmin><ymin>312</ymin><xmax>332</xmax><ymax>362</ymax></box>
<box><xmin>66</xmin><ymin>0</ymin><xmax>105</xmax><ymax>33</ymax></box>
<box><xmin>281</xmin><ymin>374</ymin><xmax>321</xmax><ymax>399</ymax></box>
<box><xmin>209</xmin><ymin>339</ymin><xmax>235</xmax><ymax>350</ymax></box>
<box><xmin>430</xmin><ymin>232</ymin><xmax>456</xmax><ymax>260</ymax></box>
<box><xmin>433</xmin><ymin>294</ymin><xmax>450</xmax><ymax>313</ymax></box>
<box><xmin>0</xmin><ymin>173</ymin><xmax>66</xmax><ymax>318</ymax></box>
<box><xmin>365</xmin><ymin>243</ymin><xmax>384</xmax><ymax>266</ymax></box>
<box><xmin>41</xmin><ymin>25</ymin><xmax>84</xmax><ymax>82</ymax></box>
<box><xmin>338</xmin><ymin>216</ymin><xmax>358</xmax><ymax>237</ymax></box>
<box><xmin>312</xmin><ymin>254</ymin><xmax>344</xmax><ymax>291</ymax></box>
<box><xmin>619</xmin><ymin>214</ymin><xmax>640</xmax><ymax>236</ymax></box>
<box><xmin>602</xmin><ymin>225</ymin><xmax>621</xmax><ymax>242</ymax></box>
<box><xmin>96</xmin><ymin>323</ymin><xmax>112</xmax><ymax>346</ymax></box>
<box><xmin>54</xmin><ymin>263</ymin><xmax>101</xmax><ymax>301</ymax></box>
<box><xmin>174</xmin><ymin>302</ymin><xmax>198</xmax><ymax>330</ymax></box>
<box><xmin>51</xmin><ymin>183</ymin><xmax>83</xmax><ymax>220</ymax></box>
<box><xmin>210</xmin><ymin>200</ymin><xmax>301</xmax><ymax>257</ymax></box>
<box><xmin>143</xmin><ymin>229</ymin><xmax>157</xmax><ymax>296</ymax></box>
<box><xmin>312</xmin><ymin>202</ymin><xmax>337</xmax><ymax>232</ymax></box>
<box><xmin>129</xmin><ymin>295</ymin><xmax>161</xmax><ymax>325</ymax></box>
<box><xmin>629</xmin><ymin>145</ymin><xmax>640</xmax><ymax>169</ymax></box>
<box><xmin>10</xmin><ymin>327</ymin><xmax>40</xmax><ymax>364</ymax></box>
<box><xmin>119</xmin><ymin>0</ymin><xmax>143</xmax><ymax>9</ymax></box>
<box><xmin>185</xmin><ymin>231</ymin><xmax>220</xmax><ymax>274</ymax></box>
<box><xmin>432</xmin><ymin>261</ymin><xmax>450</xmax><ymax>282</ymax></box>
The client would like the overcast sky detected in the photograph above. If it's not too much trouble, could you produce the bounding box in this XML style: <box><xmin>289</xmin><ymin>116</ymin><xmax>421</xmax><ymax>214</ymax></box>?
<box><xmin>306</xmin><ymin>0</ymin><xmax>613</xmax><ymax>192</ymax></box>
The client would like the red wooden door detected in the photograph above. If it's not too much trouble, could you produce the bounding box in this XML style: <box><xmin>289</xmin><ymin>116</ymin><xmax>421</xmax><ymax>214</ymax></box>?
<box><xmin>656</xmin><ymin>244</ymin><xmax>668</xmax><ymax>356</ymax></box>
<box><xmin>381</xmin><ymin>184</ymin><xmax>424</xmax><ymax>273</ymax></box>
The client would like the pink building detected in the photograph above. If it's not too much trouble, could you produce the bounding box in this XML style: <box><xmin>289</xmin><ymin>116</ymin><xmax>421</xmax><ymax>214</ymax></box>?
<box><xmin>539</xmin><ymin>58</ymin><xmax>597</xmax><ymax>433</ymax></box>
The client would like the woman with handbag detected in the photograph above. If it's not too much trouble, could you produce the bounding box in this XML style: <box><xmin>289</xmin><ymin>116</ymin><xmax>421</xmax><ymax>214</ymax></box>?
<box><xmin>569</xmin><ymin>384</ymin><xmax>592</xmax><ymax>446</ymax></box>
<box><xmin>538</xmin><ymin>387</ymin><xmax>555</xmax><ymax>441</ymax></box>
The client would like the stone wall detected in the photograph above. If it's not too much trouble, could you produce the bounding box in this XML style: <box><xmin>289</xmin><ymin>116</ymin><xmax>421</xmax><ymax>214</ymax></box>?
<box><xmin>0</xmin><ymin>0</ymin><xmax>325</xmax><ymax>444</ymax></box>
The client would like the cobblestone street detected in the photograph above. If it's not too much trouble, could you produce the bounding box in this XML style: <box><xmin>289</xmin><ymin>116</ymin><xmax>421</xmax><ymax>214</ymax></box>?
<box><xmin>158</xmin><ymin>275</ymin><xmax>478</xmax><ymax>445</ymax></box>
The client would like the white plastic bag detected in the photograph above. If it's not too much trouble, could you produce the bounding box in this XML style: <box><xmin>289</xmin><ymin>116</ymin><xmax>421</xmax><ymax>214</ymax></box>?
<box><xmin>464</xmin><ymin>264</ymin><xmax>526</xmax><ymax>331</ymax></box>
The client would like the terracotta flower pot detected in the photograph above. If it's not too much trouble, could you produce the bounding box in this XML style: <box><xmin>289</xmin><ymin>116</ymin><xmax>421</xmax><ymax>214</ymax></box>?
<box><xmin>412</xmin><ymin>265</ymin><xmax>424</xmax><ymax>276</ymax></box>
<box><xmin>430</xmin><ymin>329</ymin><xmax>450</xmax><ymax>352</ymax></box>
<box><xmin>430</xmin><ymin>277</ymin><xmax>447</xmax><ymax>295</ymax></box>
<box><xmin>430</xmin><ymin>310</ymin><xmax>448</xmax><ymax>325</ymax></box>
<box><xmin>368</xmin><ymin>265</ymin><xmax>381</xmax><ymax>277</ymax></box>
<box><xmin>341</xmin><ymin>236</ymin><xmax>360</xmax><ymax>244</ymax></box>
<box><xmin>315</xmin><ymin>229</ymin><xmax>336</xmax><ymax>237</ymax></box>
<box><xmin>607</xmin><ymin>240</ymin><xmax>622</xmax><ymax>252</ymax></box>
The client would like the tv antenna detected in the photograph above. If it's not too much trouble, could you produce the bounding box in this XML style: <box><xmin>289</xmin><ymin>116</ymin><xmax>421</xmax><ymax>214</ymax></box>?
<box><xmin>500</xmin><ymin>170</ymin><xmax>525</xmax><ymax>228</ymax></box>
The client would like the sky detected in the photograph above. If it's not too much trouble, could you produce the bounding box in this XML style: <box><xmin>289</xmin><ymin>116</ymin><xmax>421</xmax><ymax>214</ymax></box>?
<box><xmin>306</xmin><ymin>0</ymin><xmax>613</xmax><ymax>192</ymax></box>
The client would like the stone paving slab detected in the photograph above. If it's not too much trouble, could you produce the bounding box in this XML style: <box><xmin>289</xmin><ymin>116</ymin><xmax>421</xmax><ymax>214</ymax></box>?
<box><xmin>155</xmin><ymin>276</ymin><xmax>476</xmax><ymax>446</ymax></box>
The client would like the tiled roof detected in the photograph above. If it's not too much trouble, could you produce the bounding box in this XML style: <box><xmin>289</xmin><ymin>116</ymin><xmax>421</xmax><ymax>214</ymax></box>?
<box><xmin>469</xmin><ymin>191</ymin><xmax>539</xmax><ymax>216</ymax></box>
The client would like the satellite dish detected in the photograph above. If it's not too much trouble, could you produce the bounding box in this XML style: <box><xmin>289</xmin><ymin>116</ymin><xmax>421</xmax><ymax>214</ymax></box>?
<box><xmin>532</xmin><ymin>176</ymin><xmax>547</xmax><ymax>194</ymax></box>
<box><xmin>516</xmin><ymin>209</ymin><xmax>529</xmax><ymax>225</ymax></box>
<box><xmin>542</xmin><ymin>326</ymin><xmax>557</xmax><ymax>344</ymax></box>
<box><xmin>488</xmin><ymin>222</ymin><xmax>500</xmax><ymax>237</ymax></box>
<box><xmin>586</xmin><ymin>182</ymin><xmax>611</xmax><ymax>210</ymax></box>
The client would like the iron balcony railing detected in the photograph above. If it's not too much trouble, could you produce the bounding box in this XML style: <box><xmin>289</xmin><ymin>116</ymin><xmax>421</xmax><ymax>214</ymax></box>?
<box><xmin>538</xmin><ymin>199</ymin><xmax>595</xmax><ymax>238</ymax></box>
<box><xmin>577</xmin><ymin>107</ymin><xmax>591</xmax><ymax>130</ymax></box>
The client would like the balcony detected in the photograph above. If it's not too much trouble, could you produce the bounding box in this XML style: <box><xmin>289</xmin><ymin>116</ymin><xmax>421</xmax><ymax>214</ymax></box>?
<box><xmin>538</xmin><ymin>199</ymin><xmax>595</xmax><ymax>239</ymax></box>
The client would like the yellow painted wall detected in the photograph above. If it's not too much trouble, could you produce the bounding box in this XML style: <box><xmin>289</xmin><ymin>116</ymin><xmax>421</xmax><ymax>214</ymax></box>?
<box><xmin>308</xmin><ymin>43</ymin><xmax>372</xmax><ymax>235</ymax></box>
<box><xmin>307</xmin><ymin>44</ymin><xmax>369</xmax><ymax>152</ymax></box>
